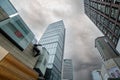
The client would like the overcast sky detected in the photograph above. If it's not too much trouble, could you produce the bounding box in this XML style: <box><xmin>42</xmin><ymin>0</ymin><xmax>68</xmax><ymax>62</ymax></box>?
<box><xmin>10</xmin><ymin>0</ymin><xmax>103</xmax><ymax>80</ymax></box>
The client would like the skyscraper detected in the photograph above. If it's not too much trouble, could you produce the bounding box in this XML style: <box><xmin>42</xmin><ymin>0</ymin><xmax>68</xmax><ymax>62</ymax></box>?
<box><xmin>84</xmin><ymin>0</ymin><xmax>120</xmax><ymax>54</ymax></box>
<box><xmin>63</xmin><ymin>59</ymin><xmax>73</xmax><ymax>80</ymax></box>
<box><xmin>95</xmin><ymin>36</ymin><xmax>119</xmax><ymax>61</ymax></box>
<box><xmin>39</xmin><ymin>20</ymin><xmax>66</xmax><ymax>80</ymax></box>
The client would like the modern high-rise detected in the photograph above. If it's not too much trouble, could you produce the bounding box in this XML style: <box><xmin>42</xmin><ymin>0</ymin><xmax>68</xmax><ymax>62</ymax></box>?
<box><xmin>63</xmin><ymin>59</ymin><xmax>73</xmax><ymax>80</ymax></box>
<box><xmin>39</xmin><ymin>20</ymin><xmax>66</xmax><ymax>80</ymax></box>
<box><xmin>95</xmin><ymin>36</ymin><xmax>119</xmax><ymax>61</ymax></box>
<box><xmin>84</xmin><ymin>0</ymin><xmax>120</xmax><ymax>54</ymax></box>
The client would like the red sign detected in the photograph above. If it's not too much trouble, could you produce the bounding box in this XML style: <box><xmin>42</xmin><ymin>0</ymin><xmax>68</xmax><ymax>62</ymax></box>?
<box><xmin>15</xmin><ymin>30</ymin><xmax>23</xmax><ymax>38</ymax></box>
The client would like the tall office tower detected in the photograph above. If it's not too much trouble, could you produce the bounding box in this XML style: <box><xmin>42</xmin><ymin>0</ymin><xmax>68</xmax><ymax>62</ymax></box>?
<box><xmin>63</xmin><ymin>59</ymin><xmax>73</xmax><ymax>80</ymax></box>
<box><xmin>39</xmin><ymin>20</ymin><xmax>66</xmax><ymax>80</ymax></box>
<box><xmin>84</xmin><ymin>0</ymin><xmax>120</xmax><ymax>54</ymax></box>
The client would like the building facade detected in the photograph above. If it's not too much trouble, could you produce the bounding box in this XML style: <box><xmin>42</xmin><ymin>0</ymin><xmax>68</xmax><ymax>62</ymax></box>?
<box><xmin>0</xmin><ymin>0</ymin><xmax>39</xmax><ymax>68</ymax></box>
<box><xmin>84</xmin><ymin>0</ymin><xmax>120</xmax><ymax>53</ymax></box>
<box><xmin>39</xmin><ymin>20</ymin><xmax>66</xmax><ymax>80</ymax></box>
<box><xmin>95</xmin><ymin>36</ymin><xmax>119</xmax><ymax>61</ymax></box>
<box><xmin>84</xmin><ymin>1</ymin><xmax>120</xmax><ymax>79</ymax></box>
<box><xmin>0</xmin><ymin>0</ymin><xmax>42</xmax><ymax>79</ymax></box>
<box><xmin>62</xmin><ymin>59</ymin><xmax>73</xmax><ymax>80</ymax></box>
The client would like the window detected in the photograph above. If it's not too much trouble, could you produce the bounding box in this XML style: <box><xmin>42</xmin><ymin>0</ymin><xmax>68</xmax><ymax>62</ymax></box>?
<box><xmin>94</xmin><ymin>2</ymin><xmax>98</xmax><ymax>9</ymax></box>
<box><xmin>105</xmin><ymin>6</ymin><xmax>110</xmax><ymax>15</ymax></box>
<box><xmin>114</xmin><ymin>25</ymin><xmax>120</xmax><ymax>37</ymax></box>
<box><xmin>99</xmin><ymin>24</ymin><xmax>104</xmax><ymax>31</ymax></box>
<box><xmin>107</xmin><ymin>31</ymin><xmax>112</xmax><ymax>40</ymax></box>
<box><xmin>104</xmin><ymin>18</ymin><xmax>109</xmax><ymax>26</ymax></box>
<box><xmin>100</xmin><ymin>5</ymin><xmax>105</xmax><ymax>13</ymax></box>
<box><xmin>109</xmin><ymin>21</ymin><xmax>115</xmax><ymax>31</ymax></box>
<box><xmin>111</xmin><ymin>7</ymin><xmax>118</xmax><ymax>19</ymax></box>
<box><xmin>97</xmin><ymin>14</ymin><xmax>100</xmax><ymax>22</ymax></box>
<box><xmin>90</xmin><ymin>1</ymin><xmax>93</xmax><ymax>7</ymax></box>
<box><xmin>112</xmin><ymin>37</ymin><xmax>118</xmax><ymax>45</ymax></box>
<box><xmin>101</xmin><ymin>16</ymin><xmax>105</xmax><ymax>24</ymax></box>
<box><xmin>98</xmin><ymin>4</ymin><xmax>101</xmax><ymax>11</ymax></box>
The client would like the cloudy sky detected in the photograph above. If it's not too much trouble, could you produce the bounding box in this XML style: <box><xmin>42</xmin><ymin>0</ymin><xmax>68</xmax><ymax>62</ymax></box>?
<box><xmin>10</xmin><ymin>0</ymin><xmax>104</xmax><ymax>80</ymax></box>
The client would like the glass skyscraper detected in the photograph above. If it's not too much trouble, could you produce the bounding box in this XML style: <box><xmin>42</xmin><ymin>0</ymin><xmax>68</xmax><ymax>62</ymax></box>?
<box><xmin>63</xmin><ymin>59</ymin><xmax>73</xmax><ymax>80</ymax></box>
<box><xmin>39</xmin><ymin>20</ymin><xmax>66</xmax><ymax>80</ymax></box>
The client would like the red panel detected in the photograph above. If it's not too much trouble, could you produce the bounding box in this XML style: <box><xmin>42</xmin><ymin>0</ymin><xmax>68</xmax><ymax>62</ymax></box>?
<box><xmin>15</xmin><ymin>30</ymin><xmax>23</xmax><ymax>38</ymax></box>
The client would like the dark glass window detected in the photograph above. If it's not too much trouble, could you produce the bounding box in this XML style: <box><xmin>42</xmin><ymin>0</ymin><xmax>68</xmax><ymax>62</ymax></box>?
<box><xmin>107</xmin><ymin>32</ymin><xmax>112</xmax><ymax>40</ymax></box>
<box><xmin>98</xmin><ymin>4</ymin><xmax>101</xmax><ymax>11</ymax></box>
<box><xmin>97</xmin><ymin>14</ymin><xmax>100</xmax><ymax>22</ymax></box>
<box><xmin>90</xmin><ymin>1</ymin><xmax>93</xmax><ymax>7</ymax></box>
<box><xmin>101</xmin><ymin>5</ymin><xmax>105</xmax><ymax>13</ymax></box>
<box><xmin>105</xmin><ymin>6</ymin><xmax>110</xmax><ymax>15</ymax></box>
<box><xmin>101</xmin><ymin>16</ymin><xmax>105</xmax><ymax>24</ymax></box>
<box><xmin>104</xmin><ymin>18</ymin><xmax>109</xmax><ymax>26</ymax></box>
<box><xmin>94</xmin><ymin>2</ymin><xmax>98</xmax><ymax>9</ymax></box>
<box><xmin>99</xmin><ymin>24</ymin><xmax>104</xmax><ymax>31</ymax></box>
<box><xmin>109</xmin><ymin>21</ymin><xmax>115</xmax><ymax>31</ymax></box>
<box><xmin>114</xmin><ymin>25</ymin><xmax>120</xmax><ymax>37</ymax></box>
<box><xmin>111</xmin><ymin>7</ymin><xmax>118</xmax><ymax>19</ymax></box>
<box><xmin>112</xmin><ymin>36</ymin><xmax>118</xmax><ymax>45</ymax></box>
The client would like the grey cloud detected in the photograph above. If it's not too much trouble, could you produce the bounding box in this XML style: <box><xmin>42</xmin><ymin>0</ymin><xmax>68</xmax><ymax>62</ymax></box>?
<box><xmin>73</xmin><ymin>56</ymin><xmax>101</xmax><ymax>72</ymax></box>
<box><xmin>65</xmin><ymin>0</ymin><xmax>85</xmax><ymax>13</ymax></box>
<box><xmin>74</xmin><ymin>69</ymin><xmax>92</xmax><ymax>80</ymax></box>
<box><xmin>52</xmin><ymin>0</ymin><xmax>84</xmax><ymax>18</ymax></box>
